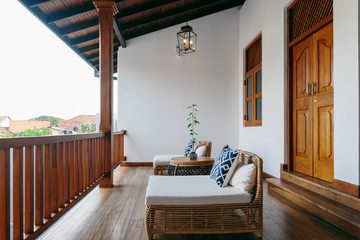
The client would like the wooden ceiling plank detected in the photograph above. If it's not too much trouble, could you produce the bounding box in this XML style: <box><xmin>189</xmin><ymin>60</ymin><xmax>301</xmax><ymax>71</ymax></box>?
<box><xmin>113</xmin><ymin>19</ymin><xmax>126</xmax><ymax>48</ymax></box>
<box><xmin>47</xmin><ymin>3</ymin><xmax>96</xmax><ymax>24</ymax></box>
<box><xmin>124</xmin><ymin>0</ymin><xmax>244</xmax><ymax>40</ymax></box>
<box><xmin>60</xmin><ymin>19</ymin><xmax>99</xmax><ymax>36</ymax></box>
<box><xmin>70</xmin><ymin>32</ymin><xmax>99</xmax><ymax>46</ymax></box>
<box><xmin>115</xmin><ymin>0</ymin><xmax>180</xmax><ymax>19</ymax></box>
<box><xmin>121</xmin><ymin>0</ymin><xmax>223</xmax><ymax>30</ymax></box>
<box><xmin>27</xmin><ymin>0</ymin><xmax>51</xmax><ymax>8</ymax></box>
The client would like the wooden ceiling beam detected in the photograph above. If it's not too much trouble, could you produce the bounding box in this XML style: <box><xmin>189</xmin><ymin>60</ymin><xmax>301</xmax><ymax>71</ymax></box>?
<box><xmin>121</xmin><ymin>0</ymin><xmax>222</xmax><ymax>30</ymax></box>
<box><xmin>46</xmin><ymin>3</ymin><xmax>96</xmax><ymax>24</ymax></box>
<box><xmin>85</xmin><ymin>51</ymin><xmax>117</xmax><ymax>61</ymax></box>
<box><xmin>28</xmin><ymin>0</ymin><xmax>127</xmax><ymax>8</ymax></box>
<box><xmin>60</xmin><ymin>19</ymin><xmax>99</xmax><ymax>36</ymax></box>
<box><xmin>115</xmin><ymin>0</ymin><xmax>180</xmax><ymax>19</ymax></box>
<box><xmin>124</xmin><ymin>0</ymin><xmax>244</xmax><ymax>39</ymax></box>
<box><xmin>113</xmin><ymin>19</ymin><xmax>126</xmax><ymax>48</ymax></box>
<box><xmin>79</xmin><ymin>43</ymin><xmax>119</xmax><ymax>54</ymax></box>
<box><xmin>70</xmin><ymin>32</ymin><xmax>99</xmax><ymax>46</ymax></box>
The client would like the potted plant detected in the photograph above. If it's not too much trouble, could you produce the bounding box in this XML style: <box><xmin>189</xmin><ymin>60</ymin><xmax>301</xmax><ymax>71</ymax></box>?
<box><xmin>187</xmin><ymin>103</ymin><xmax>200</xmax><ymax>160</ymax></box>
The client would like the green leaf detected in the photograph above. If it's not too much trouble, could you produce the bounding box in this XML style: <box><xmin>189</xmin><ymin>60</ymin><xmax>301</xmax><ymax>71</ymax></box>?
<box><xmin>187</xmin><ymin>123</ymin><xmax>192</xmax><ymax>128</ymax></box>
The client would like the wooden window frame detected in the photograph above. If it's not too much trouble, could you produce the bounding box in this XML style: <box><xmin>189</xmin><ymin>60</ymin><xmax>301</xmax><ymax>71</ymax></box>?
<box><xmin>244</xmin><ymin>35</ymin><xmax>262</xmax><ymax>127</ymax></box>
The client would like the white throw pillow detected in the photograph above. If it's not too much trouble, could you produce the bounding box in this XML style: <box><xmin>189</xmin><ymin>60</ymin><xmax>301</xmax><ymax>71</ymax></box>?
<box><xmin>195</xmin><ymin>145</ymin><xmax>207</xmax><ymax>157</ymax></box>
<box><xmin>228</xmin><ymin>163</ymin><xmax>256</xmax><ymax>192</ymax></box>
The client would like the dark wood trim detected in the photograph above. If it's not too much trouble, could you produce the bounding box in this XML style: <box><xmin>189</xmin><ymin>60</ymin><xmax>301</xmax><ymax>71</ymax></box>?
<box><xmin>332</xmin><ymin>179</ymin><xmax>360</xmax><ymax>198</ymax></box>
<box><xmin>263</xmin><ymin>172</ymin><xmax>275</xmax><ymax>179</ymax></box>
<box><xmin>47</xmin><ymin>3</ymin><xmax>96</xmax><ymax>24</ymax></box>
<box><xmin>113</xmin><ymin>19</ymin><xmax>126</xmax><ymax>48</ymax></box>
<box><xmin>288</xmin><ymin>15</ymin><xmax>333</xmax><ymax>47</ymax></box>
<box><xmin>120</xmin><ymin>162</ymin><xmax>153</xmax><ymax>167</ymax></box>
<box><xmin>25</xmin><ymin>177</ymin><xmax>104</xmax><ymax>240</ymax></box>
<box><xmin>113</xmin><ymin>157</ymin><xmax>127</xmax><ymax>169</ymax></box>
<box><xmin>60</xmin><ymin>19</ymin><xmax>99</xmax><ymax>37</ymax></box>
<box><xmin>113</xmin><ymin>130</ymin><xmax>127</xmax><ymax>136</ymax></box>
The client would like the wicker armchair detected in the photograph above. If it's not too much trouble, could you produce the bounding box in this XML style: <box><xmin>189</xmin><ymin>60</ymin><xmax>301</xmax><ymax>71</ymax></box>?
<box><xmin>153</xmin><ymin>140</ymin><xmax>212</xmax><ymax>175</ymax></box>
<box><xmin>146</xmin><ymin>151</ymin><xmax>263</xmax><ymax>239</ymax></box>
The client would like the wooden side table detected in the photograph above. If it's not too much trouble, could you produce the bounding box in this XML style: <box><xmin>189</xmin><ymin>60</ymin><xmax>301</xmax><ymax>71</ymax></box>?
<box><xmin>168</xmin><ymin>157</ymin><xmax>215</xmax><ymax>176</ymax></box>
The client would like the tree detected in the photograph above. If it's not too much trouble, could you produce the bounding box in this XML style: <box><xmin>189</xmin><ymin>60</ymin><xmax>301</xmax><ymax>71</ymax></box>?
<box><xmin>29</xmin><ymin>115</ymin><xmax>65</xmax><ymax>126</ymax></box>
<box><xmin>78</xmin><ymin>122</ymin><xmax>96</xmax><ymax>133</ymax></box>
<box><xmin>1</xmin><ymin>128</ymin><xmax>52</xmax><ymax>137</ymax></box>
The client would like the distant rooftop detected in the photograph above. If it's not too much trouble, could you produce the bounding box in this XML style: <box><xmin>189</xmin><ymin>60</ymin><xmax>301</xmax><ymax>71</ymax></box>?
<box><xmin>56</xmin><ymin>115</ymin><xmax>96</xmax><ymax>131</ymax></box>
<box><xmin>9</xmin><ymin>120</ymin><xmax>50</xmax><ymax>133</ymax></box>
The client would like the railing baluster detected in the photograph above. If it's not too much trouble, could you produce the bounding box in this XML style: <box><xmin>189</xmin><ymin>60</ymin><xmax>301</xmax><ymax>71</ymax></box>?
<box><xmin>58</xmin><ymin>142</ymin><xmax>64</xmax><ymax>208</ymax></box>
<box><xmin>69</xmin><ymin>141</ymin><xmax>75</xmax><ymax>200</ymax></box>
<box><xmin>35</xmin><ymin>145</ymin><xmax>44</xmax><ymax>226</ymax></box>
<box><xmin>44</xmin><ymin>144</ymin><xmax>52</xmax><ymax>219</ymax></box>
<box><xmin>79</xmin><ymin>140</ymin><xmax>83</xmax><ymax>193</ymax></box>
<box><xmin>0</xmin><ymin>149</ymin><xmax>10</xmax><ymax>240</ymax></box>
<box><xmin>74</xmin><ymin>141</ymin><xmax>79</xmax><ymax>196</ymax></box>
<box><xmin>51</xmin><ymin>143</ymin><xmax>59</xmax><ymax>213</ymax></box>
<box><xmin>64</xmin><ymin>142</ymin><xmax>70</xmax><ymax>204</ymax></box>
<box><xmin>25</xmin><ymin>146</ymin><xmax>35</xmax><ymax>234</ymax></box>
<box><xmin>89</xmin><ymin>139</ymin><xmax>93</xmax><ymax>184</ymax></box>
<box><xmin>13</xmin><ymin>147</ymin><xmax>24</xmax><ymax>240</ymax></box>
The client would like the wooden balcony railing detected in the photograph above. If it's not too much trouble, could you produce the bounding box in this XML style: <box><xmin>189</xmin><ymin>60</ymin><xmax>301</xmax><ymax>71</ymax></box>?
<box><xmin>113</xmin><ymin>130</ymin><xmax>126</xmax><ymax>168</ymax></box>
<box><xmin>0</xmin><ymin>130</ymin><xmax>126</xmax><ymax>240</ymax></box>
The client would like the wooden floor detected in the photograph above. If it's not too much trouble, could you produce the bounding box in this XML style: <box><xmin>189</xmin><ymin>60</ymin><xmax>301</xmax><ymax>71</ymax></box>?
<box><xmin>39</xmin><ymin>167</ymin><xmax>357</xmax><ymax>240</ymax></box>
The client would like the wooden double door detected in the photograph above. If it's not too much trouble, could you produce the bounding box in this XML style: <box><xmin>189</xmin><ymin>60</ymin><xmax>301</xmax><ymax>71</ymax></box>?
<box><xmin>292</xmin><ymin>23</ymin><xmax>334</xmax><ymax>182</ymax></box>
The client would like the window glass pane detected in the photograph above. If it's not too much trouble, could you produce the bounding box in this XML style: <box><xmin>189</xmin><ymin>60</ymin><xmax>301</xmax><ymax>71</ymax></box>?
<box><xmin>256</xmin><ymin>97</ymin><xmax>262</xmax><ymax>120</ymax></box>
<box><xmin>247</xmin><ymin>76</ymin><xmax>252</xmax><ymax>97</ymax></box>
<box><xmin>247</xmin><ymin>101</ymin><xmax>252</xmax><ymax>121</ymax></box>
<box><xmin>256</xmin><ymin>70</ymin><xmax>262</xmax><ymax>94</ymax></box>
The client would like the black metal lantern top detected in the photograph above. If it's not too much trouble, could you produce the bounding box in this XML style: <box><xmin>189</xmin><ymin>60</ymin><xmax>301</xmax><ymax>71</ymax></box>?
<box><xmin>177</xmin><ymin>24</ymin><xmax>197</xmax><ymax>54</ymax></box>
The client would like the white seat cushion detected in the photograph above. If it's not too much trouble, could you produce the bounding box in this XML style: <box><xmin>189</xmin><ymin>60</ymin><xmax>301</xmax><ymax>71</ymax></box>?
<box><xmin>145</xmin><ymin>175</ymin><xmax>252</xmax><ymax>205</ymax></box>
<box><xmin>153</xmin><ymin>154</ymin><xmax>183</xmax><ymax>166</ymax></box>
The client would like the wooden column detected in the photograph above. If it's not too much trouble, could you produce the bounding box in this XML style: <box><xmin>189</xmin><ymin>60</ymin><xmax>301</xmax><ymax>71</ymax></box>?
<box><xmin>94</xmin><ymin>0</ymin><xmax>118</xmax><ymax>187</ymax></box>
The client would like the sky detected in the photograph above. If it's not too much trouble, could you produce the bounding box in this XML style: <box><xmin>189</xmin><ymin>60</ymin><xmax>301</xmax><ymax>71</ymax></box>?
<box><xmin>0</xmin><ymin>1</ymin><xmax>108</xmax><ymax>121</ymax></box>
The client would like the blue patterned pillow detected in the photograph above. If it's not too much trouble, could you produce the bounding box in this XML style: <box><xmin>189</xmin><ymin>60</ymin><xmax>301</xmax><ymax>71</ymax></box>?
<box><xmin>184</xmin><ymin>138</ymin><xmax>196</xmax><ymax>156</ymax></box>
<box><xmin>210</xmin><ymin>147</ymin><xmax>240</xmax><ymax>187</ymax></box>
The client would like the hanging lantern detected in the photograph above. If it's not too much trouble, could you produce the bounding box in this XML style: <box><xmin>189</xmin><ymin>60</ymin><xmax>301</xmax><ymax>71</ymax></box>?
<box><xmin>177</xmin><ymin>24</ymin><xmax>197</xmax><ymax>55</ymax></box>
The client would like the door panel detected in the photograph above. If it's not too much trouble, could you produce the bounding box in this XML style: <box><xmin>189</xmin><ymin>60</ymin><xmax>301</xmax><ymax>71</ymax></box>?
<box><xmin>313</xmin><ymin>23</ymin><xmax>334</xmax><ymax>182</ymax></box>
<box><xmin>293</xmin><ymin>37</ymin><xmax>313</xmax><ymax>176</ymax></box>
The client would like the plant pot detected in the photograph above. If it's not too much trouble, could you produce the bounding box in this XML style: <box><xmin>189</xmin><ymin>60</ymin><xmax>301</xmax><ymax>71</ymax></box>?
<box><xmin>189</xmin><ymin>152</ymin><xmax>198</xmax><ymax>160</ymax></box>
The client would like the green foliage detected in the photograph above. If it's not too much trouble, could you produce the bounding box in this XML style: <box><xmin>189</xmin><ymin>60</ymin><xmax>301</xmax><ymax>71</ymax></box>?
<box><xmin>29</xmin><ymin>115</ymin><xmax>65</xmax><ymax>126</ymax></box>
<box><xmin>186</xmin><ymin>103</ymin><xmax>200</xmax><ymax>151</ymax></box>
<box><xmin>78</xmin><ymin>122</ymin><xmax>96</xmax><ymax>133</ymax></box>
<box><xmin>2</xmin><ymin>128</ymin><xmax>52</xmax><ymax>137</ymax></box>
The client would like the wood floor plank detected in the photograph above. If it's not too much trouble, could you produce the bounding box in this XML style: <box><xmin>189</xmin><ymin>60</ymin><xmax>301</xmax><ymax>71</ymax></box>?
<box><xmin>39</xmin><ymin>167</ymin><xmax>356</xmax><ymax>240</ymax></box>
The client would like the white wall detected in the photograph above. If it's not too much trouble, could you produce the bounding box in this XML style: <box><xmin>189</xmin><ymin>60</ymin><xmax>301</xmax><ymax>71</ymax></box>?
<box><xmin>118</xmin><ymin>8</ymin><xmax>240</xmax><ymax>162</ymax></box>
<box><xmin>239</xmin><ymin>0</ymin><xmax>360</xmax><ymax>185</ymax></box>
<box><xmin>238</xmin><ymin>0</ymin><xmax>290</xmax><ymax>178</ymax></box>
<box><xmin>333</xmin><ymin>0</ymin><xmax>359</xmax><ymax>185</ymax></box>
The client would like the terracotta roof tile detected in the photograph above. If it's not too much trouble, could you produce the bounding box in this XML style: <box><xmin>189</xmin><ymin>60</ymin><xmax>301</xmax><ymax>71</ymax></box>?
<box><xmin>56</xmin><ymin>115</ymin><xmax>96</xmax><ymax>131</ymax></box>
<box><xmin>9</xmin><ymin>120</ymin><xmax>50</xmax><ymax>133</ymax></box>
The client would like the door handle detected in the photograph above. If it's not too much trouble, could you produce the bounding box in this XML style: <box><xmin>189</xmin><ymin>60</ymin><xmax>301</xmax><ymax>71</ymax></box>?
<box><xmin>308</xmin><ymin>83</ymin><xmax>311</xmax><ymax>96</ymax></box>
<box><xmin>313</xmin><ymin>82</ymin><xmax>316</xmax><ymax>96</ymax></box>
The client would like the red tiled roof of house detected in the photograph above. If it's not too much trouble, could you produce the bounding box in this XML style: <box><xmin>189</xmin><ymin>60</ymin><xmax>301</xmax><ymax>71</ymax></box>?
<box><xmin>56</xmin><ymin>115</ymin><xmax>96</xmax><ymax>131</ymax></box>
<box><xmin>9</xmin><ymin>120</ymin><xmax>51</xmax><ymax>133</ymax></box>
<box><xmin>0</xmin><ymin>127</ymin><xmax>9</xmax><ymax>135</ymax></box>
